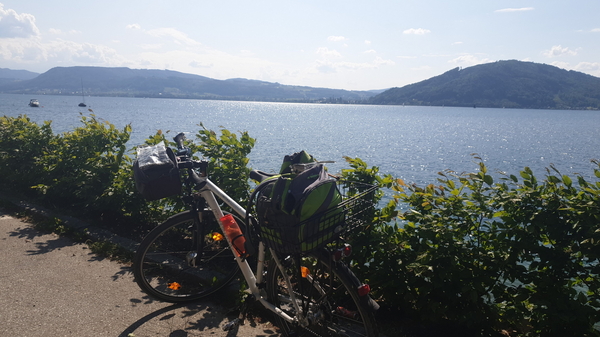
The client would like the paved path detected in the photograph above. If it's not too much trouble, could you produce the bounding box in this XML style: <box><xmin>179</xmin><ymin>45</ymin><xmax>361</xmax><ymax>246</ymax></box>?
<box><xmin>0</xmin><ymin>210</ymin><xmax>280</xmax><ymax>337</ymax></box>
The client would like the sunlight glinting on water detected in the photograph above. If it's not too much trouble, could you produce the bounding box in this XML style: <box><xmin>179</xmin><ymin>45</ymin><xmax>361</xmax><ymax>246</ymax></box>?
<box><xmin>3</xmin><ymin>94</ymin><xmax>599</xmax><ymax>186</ymax></box>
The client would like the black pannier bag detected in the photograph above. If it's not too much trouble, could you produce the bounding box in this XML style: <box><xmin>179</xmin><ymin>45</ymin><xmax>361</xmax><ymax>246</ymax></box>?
<box><xmin>133</xmin><ymin>142</ymin><xmax>181</xmax><ymax>201</ymax></box>
<box><xmin>250</xmin><ymin>151</ymin><xmax>378</xmax><ymax>254</ymax></box>
<box><xmin>254</xmin><ymin>164</ymin><xmax>343</xmax><ymax>253</ymax></box>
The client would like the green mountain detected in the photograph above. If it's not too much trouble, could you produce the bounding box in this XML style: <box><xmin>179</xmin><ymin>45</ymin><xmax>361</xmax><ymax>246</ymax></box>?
<box><xmin>369</xmin><ymin>60</ymin><xmax>600</xmax><ymax>110</ymax></box>
<box><xmin>0</xmin><ymin>68</ymin><xmax>39</xmax><ymax>86</ymax></box>
<box><xmin>0</xmin><ymin>66</ymin><xmax>375</xmax><ymax>103</ymax></box>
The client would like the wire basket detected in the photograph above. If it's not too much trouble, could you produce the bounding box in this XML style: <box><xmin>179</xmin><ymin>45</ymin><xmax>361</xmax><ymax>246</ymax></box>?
<box><xmin>258</xmin><ymin>181</ymin><xmax>377</xmax><ymax>254</ymax></box>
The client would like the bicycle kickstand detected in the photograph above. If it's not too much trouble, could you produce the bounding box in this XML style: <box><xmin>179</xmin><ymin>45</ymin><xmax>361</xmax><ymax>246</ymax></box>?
<box><xmin>222</xmin><ymin>295</ymin><xmax>253</xmax><ymax>331</ymax></box>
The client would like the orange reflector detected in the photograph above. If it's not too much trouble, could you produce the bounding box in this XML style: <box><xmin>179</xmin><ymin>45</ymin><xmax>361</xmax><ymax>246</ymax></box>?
<box><xmin>343</xmin><ymin>245</ymin><xmax>352</xmax><ymax>256</ymax></box>
<box><xmin>301</xmin><ymin>266</ymin><xmax>310</xmax><ymax>278</ymax></box>
<box><xmin>168</xmin><ymin>282</ymin><xmax>181</xmax><ymax>290</ymax></box>
<box><xmin>357</xmin><ymin>284</ymin><xmax>370</xmax><ymax>296</ymax></box>
<box><xmin>212</xmin><ymin>232</ymin><xmax>224</xmax><ymax>241</ymax></box>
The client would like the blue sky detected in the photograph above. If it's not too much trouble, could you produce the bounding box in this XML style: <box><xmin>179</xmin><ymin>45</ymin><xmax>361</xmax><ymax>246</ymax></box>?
<box><xmin>1</xmin><ymin>1</ymin><xmax>599</xmax><ymax>90</ymax></box>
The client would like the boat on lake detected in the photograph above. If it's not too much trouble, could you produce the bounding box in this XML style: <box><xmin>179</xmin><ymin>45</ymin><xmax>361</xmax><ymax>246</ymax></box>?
<box><xmin>79</xmin><ymin>78</ymin><xmax>87</xmax><ymax>107</ymax></box>
<box><xmin>29</xmin><ymin>99</ymin><xmax>40</xmax><ymax>107</ymax></box>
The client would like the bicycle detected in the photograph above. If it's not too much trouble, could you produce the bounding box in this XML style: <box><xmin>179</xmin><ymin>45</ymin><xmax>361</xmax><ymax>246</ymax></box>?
<box><xmin>132</xmin><ymin>133</ymin><xmax>380</xmax><ymax>337</ymax></box>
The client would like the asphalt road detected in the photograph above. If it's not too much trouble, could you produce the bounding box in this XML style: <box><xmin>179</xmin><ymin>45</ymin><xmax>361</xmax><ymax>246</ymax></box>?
<box><xmin>0</xmin><ymin>209</ymin><xmax>280</xmax><ymax>337</ymax></box>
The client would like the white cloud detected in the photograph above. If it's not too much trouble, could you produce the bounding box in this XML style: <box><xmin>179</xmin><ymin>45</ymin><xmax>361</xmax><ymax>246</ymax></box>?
<box><xmin>364</xmin><ymin>40</ymin><xmax>372</xmax><ymax>45</ymax></box>
<box><xmin>495</xmin><ymin>7</ymin><xmax>534</xmax><ymax>13</ymax></box>
<box><xmin>312</xmin><ymin>56</ymin><xmax>395</xmax><ymax>74</ymax></box>
<box><xmin>549</xmin><ymin>61</ymin><xmax>600</xmax><ymax>77</ymax></box>
<box><xmin>139</xmin><ymin>44</ymin><xmax>162</xmax><ymax>50</ymax></box>
<box><xmin>451</xmin><ymin>41</ymin><xmax>463</xmax><ymax>45</ymax></box>
<box><xmin>240</xmin><ymin>50</ymin><xmax>254</xmax><ymax>57</ymax></box>
<box><xmin>0</xmin><ymin>4</ymin><xmax>40</xmax><ymax>38</ymax></box>
<box><xmin>126</xmin><ymin>24</ymin><xmax>142</xmax><ymax>30</ymax></box>
<box><xmin>448</xmin><ymin>54</ymin><xmax>491</xmax><ymax>66</ymax></box>
<box><xmin>403</xmin><ymin>28</ymin><xmax>431</xmax><ymax>35</ymax></box>
<box><xmin>573</xmin><ymin>62</ymin><xmax>600</xmax><ymax>77</ymax></box>
<box><xmin>327</xmin><ymin>36</ymin><xmax>347</xmax><ymax>42</ymax></box>
<box><xmin>316</xmin><ymin>47</ymin><xmax>342</xmax><ymax>58</ymax></box>
<box><xmin>0</xmin><ymin>38</ymin><xmax>42</xmax><ymax>62</ymax></box>
<box><xmin>373</xmin><ymin>56</ymin><xmax>395</xmax><ymax>66</ymax></box>
<box><xmin>592</xmin><ymin>28</ymin><xmax>600</xmax><ymax>33</ymax></box>
<box><xmin>45</xmin><ymin>39</ymin><xmax>123</xmax><ymax>65</ymax></box>
<box><xmin>146</xmin><ymin>28</ymin><xmax>201</xmax><ymax>47</ymax></box>
<box><xmin>48</xmin><ymin>28</ymin><xmax>81</xmax><ymax>35</ymax></box>
<box><xmin>189</xmin><ymin>60</ymin><xmax>213</xmax><ymax>69</ymax></box>
<box><xmin>549</xmin><ymin>61</ymin><xmax>570</xmax><ymax>70</ymax></box>
<box><xmin>315</xmin><ymin>60</ymin><xmax>337</xmax><ymax>74</ymax></box>
<box><xmin>543</xmin><ymin>45</ymin><xmax>577</xmax><ymax>57</ymax></box>
<box><xmin>410</xmin><ymin>65</ymin><xmax>433</xmax><ymax>72</ymax></box>
<box><xmin>134</xmin><ymin>48</ymin><xmax>279</xmax><ymax>80</ymax></box>
<box><xmin>0</xmin><ymin>37</ymin><xmax>123</xmax><ymax>66</ymax></box>
<box><xmin>364</xmin><ymin>49</ymin><xmax>377</xmax><ymax>54</ymax></box>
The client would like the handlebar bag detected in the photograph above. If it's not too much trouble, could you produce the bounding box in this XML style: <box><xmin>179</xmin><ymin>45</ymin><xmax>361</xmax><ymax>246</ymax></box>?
<box><xmin>133</xmin><ymin>142</ymin><xmax>181</xmax><ymax>201</ymax></box>
<box><xmin>255</xmin><ymin>163</ymin><xmax>343</xmax><ymax>253</ymax></box>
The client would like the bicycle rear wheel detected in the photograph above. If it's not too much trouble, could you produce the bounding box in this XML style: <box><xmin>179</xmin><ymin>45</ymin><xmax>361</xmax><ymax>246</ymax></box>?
<box><xmin>267</xmin><ymin>250</ymin><xmax>378</xmax><ymax>337</ymax></box>
<box><xmin>133</xmin><ymin>210</ymin><xmax>239</xmax><ymax>302</ymax></box>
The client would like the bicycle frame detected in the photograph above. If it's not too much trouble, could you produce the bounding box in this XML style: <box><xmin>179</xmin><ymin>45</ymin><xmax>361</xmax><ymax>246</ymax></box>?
<box><xmin>135</xmin><ymin>137</ymin><xmax>376</xmax><ymax>334</ymax></box>
<box><xmin>197</xmin><ymin>176</ymin><xmax>301</xmax><ymax>324</ymax></box>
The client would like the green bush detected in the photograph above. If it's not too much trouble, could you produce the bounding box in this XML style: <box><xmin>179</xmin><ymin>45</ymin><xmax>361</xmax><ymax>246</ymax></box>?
<box><xmin>341</xmin><ymin>156</ymin><xmax>600</xmax><ymax>336</ymax></box>
<box><xmin>0</xmin><ymin>115</ymin><xmax>55</xmax><ymax>193</ymax></box>
<box><xmin>2</xmin><ymin>114</ymin><xmax>600</xmax><ymax>336</ymax></box>
<box><xmin>194</xmin><ymin>123</ymin><xmax>255</xmax><ymax>207</ymax></box>
<box><xmin>131</xmin><ymin>124</ymin><xmax>255</xmax><ymax>217</ymax></box>
<box><xmin>0</xmin><ymin>114</ymin><xmax>131</xmax><ymax>205</ymax></box>
<box><xmin>0</xmin><ymin>115</ymin><xmax>255</xmax><ymax>229</ymax></box>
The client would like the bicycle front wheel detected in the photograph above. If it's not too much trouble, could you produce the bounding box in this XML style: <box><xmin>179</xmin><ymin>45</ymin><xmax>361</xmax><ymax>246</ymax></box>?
<box><xmin>133</xmin><ymin>210</ymin><xmax>239</xmax><ymax>302</ymax></box>
<box><xmin>267</xmin><ymin>251</ymin><xmax>378</xmax><ymax>337</ymax></box>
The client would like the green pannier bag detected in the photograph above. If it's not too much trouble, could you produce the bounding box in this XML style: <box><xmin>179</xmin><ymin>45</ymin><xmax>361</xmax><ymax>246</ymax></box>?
<box><xmin>254</xmin><ymin>160</ymin><xmax>343</xmax><ymax>253</ymax></box>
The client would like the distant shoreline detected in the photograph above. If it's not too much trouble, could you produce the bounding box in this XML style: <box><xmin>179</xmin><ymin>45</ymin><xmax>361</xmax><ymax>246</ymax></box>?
<box><xmin>5</xmin><ymin>92</ymin><xmax>597</xmax><ymax>111</ymax></box>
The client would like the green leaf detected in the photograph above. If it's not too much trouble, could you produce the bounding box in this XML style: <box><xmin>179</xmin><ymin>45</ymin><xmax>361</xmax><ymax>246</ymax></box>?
<box><xmin>547</xmin><ymin>175</ymin><xmax>560</xmax><ymax>184</ymax></box>
<box><xmin>562</xmin><ymin>175</ymin><xmax>572</xmax><ymax>187</ymax></box>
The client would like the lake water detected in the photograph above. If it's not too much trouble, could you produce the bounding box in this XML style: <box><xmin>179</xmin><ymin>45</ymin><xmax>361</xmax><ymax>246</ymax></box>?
<box><xmin>2</xmin><ymin>93</ymin><xmax>599</xmax><ymax>186</ymax></box>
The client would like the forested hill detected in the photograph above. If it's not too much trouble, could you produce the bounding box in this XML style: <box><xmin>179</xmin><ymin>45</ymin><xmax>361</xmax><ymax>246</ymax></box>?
<box><xmin>369</xmin><ymin>60</ymin><xmax>600</xmax><ymax>110</ymax></box>
<box><xmin>0</xmin><ymin>66</ymin><xmax>376</xmax><ymax>103</ymax></box>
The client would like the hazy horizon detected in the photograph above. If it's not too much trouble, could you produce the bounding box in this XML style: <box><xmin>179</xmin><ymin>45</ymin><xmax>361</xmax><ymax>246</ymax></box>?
<box><xmin>1</xmin><ymin>1</ymin><xmax>599</xmax><ymax>91</ymax></box>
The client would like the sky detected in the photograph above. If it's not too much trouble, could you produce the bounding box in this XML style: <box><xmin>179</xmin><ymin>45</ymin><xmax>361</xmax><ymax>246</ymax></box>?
<box><xmin>0</xmin><ymin>1</ymin><xmax>599</xmax><ymax>91</ymax></box>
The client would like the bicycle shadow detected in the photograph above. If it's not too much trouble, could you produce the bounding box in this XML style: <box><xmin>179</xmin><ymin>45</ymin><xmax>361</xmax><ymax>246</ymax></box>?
<box><xmin>120</xmin><ymin>293</ymin><xmax>281</xmax><ymax>337</ymax></box>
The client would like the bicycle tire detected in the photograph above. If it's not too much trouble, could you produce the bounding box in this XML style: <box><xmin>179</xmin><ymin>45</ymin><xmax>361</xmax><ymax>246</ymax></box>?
<box><xmin>267</xmin><ymin>250</ymin><xmax>378</xmax><ymax>337</ymax></box>
<box><xmin>133</xmin><ymin>210</ymin><xmax>240</xmax><ymax>302</ymax></box>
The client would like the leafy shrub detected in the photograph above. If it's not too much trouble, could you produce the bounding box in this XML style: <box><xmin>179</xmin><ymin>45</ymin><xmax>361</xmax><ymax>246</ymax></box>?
<box><xmin>130</xmin><ymin>124</ymin><xmax>255</xmax><ymax>215</ymax></box>
<box><xmin>2</xmin><ymin>114</ymin><xmax>600</xmax><ymax>336</ymax></box>
<box><xmin>342</xmin><ymin>156</ymin><xmax>600</xmax><ymax>336</ymax></box>
<box><xmin>193</xmin><ymin>123</ymin><xmax>255</xmax><ymax>207</ymax></box>
<box><xmin>0</xmin><ymin>115</ymin><xmax>55</xmax><ymax>193</ymax></box>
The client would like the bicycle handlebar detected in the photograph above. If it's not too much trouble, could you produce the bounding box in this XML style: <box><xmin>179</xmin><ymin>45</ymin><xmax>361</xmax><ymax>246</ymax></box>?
<box><xmin>174</xmin><ymin>132</ymin><xmax>186</xmax><ymax>149</ymax></box>
<box><xmin>172</xmin><ymin>131</ymin><xmax>269</xmax><ymax>183</ymax></box>
<box><xmin>172</xmin><ymin>132</ymin><xmax>208</xmax><ymax>178</ymax></box>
